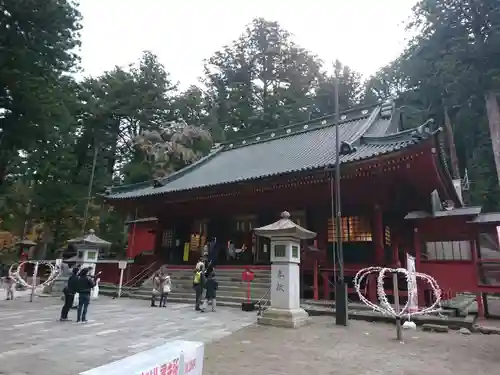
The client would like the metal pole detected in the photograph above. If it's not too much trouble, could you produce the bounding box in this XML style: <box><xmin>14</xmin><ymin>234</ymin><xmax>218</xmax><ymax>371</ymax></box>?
<box><xmin>118</xmin><ymin>268</ymin><xmax>125</xmax><ymax>298</ymax></box>
<box><xmin>393</xmin><ymin>272</ymin><xmax>402</xmax><ymax>341</ymax></box>
<box><xmin>334</xmin><ymin>77</ymin><xmax>348</xmax><ymax>326</ymax></box>
<box><xmin>329</xmin><ymin>173</ymin><xmax>337</xmax><ymax>284</ymax></box>
<box><xmin>82</xmin><ymin>144</ymin><xmax>98</xmax><ymax>234</ymax></box>
<box><xmin>30</xmin><ymin>262</ymin><xmax>39</xmax><ymax>302</ymax></box>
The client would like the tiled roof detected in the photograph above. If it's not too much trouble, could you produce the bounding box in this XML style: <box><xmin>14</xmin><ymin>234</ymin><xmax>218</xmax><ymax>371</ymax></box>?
<box><xmin>467</xmin><ymin>212</ymin><xmax>500</xmax><ymax>224</ymax></box>
<box><xmin>105</xmin><ymin>101</ymin><xmax>437</xmax><ymax>200</ymax></box>
<box><xmin>405</xmin><ymin>207</ymin><xmax>482</xmax><ymax>220</ymax></box>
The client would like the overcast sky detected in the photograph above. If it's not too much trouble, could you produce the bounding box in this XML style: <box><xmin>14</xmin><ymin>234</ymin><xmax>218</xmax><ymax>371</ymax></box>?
<box><xmin>78</xmin><ymin>0</ymin><xmax>417</xmax><ymax>90</ymax></box>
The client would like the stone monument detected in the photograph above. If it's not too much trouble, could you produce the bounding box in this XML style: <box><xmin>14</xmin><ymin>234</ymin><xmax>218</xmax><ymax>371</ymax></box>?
<box><xmin>253</xmin><ymin>211</ymin><xmax>316</xmax><ymax>328</ymax></box>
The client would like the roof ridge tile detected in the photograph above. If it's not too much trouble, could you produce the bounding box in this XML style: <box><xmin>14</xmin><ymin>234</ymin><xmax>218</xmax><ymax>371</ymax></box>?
<box><xmin>224</xmin><ymin>102</ymin><xmax>383</xmax><ymax>151</ymax></box>
<box><xmin>361</xmin><ymin>119</ymin><xmax>439</xmax><ymax>145</ymax></box>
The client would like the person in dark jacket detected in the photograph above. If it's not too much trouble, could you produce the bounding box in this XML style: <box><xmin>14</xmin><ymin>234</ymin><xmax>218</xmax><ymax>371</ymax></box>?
<box><xmin>76</xmin><ymin>267</ymin><xmax>95</xmax><ymax>323</ymax></box>
<box><xmin>60</xmin><ymin>267</ymin><xmax>80</xmax><ymax>321</ymax></box>
<box><xmin>203</xmin><ymin>268</ymin><xmax>218</xmax><ymax>312</ymax></box>
<box><xmin>207</xmin><ymin>237</ymin><xmax>218</xmax><ymax>267</ymax></box>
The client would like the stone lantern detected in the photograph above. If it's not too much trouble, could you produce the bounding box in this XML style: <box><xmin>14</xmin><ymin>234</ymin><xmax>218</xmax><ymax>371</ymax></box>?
<box><xmin>65</xmin><ymin>229</ymin><xmax>111</xmax><ymax>301</ymax></box>
<box><xmin>67</xmin><ymin>229</ymin><xmax>111</xmax><ymax>276</ymax></box>
<box><xmin>16</xmin><ymin>238</ymin><xmax>36</xmax><ymax>277</ymax></box>
<box><xmin>253</xmin><ymin>211</ymin><xmax>317</xmax><ymax>328</ymax></box>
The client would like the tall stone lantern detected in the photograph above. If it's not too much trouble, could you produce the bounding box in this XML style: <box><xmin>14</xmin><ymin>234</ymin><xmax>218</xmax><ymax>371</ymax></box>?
<box><xmin>253</xmin><ymin>211</ymin><xmax>317</xmax><ymax>328</ymax></box>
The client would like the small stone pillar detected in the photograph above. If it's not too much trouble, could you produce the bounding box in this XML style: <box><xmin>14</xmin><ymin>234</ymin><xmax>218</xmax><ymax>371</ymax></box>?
<box><xmin>254</xmin><ymin>211</ymin><xmax>316</xmax><ymax>328</ymax></box>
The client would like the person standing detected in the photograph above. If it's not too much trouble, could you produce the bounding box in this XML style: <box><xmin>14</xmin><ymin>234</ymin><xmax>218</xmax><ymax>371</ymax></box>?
<box><xmin>151</xmin><ymin>272</ymin><xmax>160</xmax><ymax>307</ymax></box>
<box><xmin>60</xmin><ymin>267</ymin><xmax>79</xmax><ymax>321</ymax></box>
<box><xmin>203</xmin><ymin>267</ymin><xmax>218</xmax><ymax>312</ymax></box>
<box><xmin>195</xmin><ymin>258</ymin><xmax>205</xmax><ymax>273</ymax></box>
<box><xmin>192</xmin><ymin>267</ymin><xmax>205</xmax><ymax>311</ymax></box>
<box><xmin>4</xmin><ymin>275</ymin><xmax>14</xmax><ymax>300</ymax></box>
<box><xmin>208</xmin><ymin>237</ymin><xmax>217</xmax><ymax>267</ymax></box>
<box><xmin>159</xmin><ymin>273</ymin><xmax>171</xmax><ymax>307</ymax></box>
<box><xmin>76</xmin><ymin>268</ymin><xmax>95</xmax><ymax>323</ymax></box>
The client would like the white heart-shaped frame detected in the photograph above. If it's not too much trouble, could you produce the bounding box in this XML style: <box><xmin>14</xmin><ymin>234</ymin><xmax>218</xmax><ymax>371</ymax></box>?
<box><xmin>9</xmin><ymin>261</ymin><xmax>61</xmax><ymax>290</ymax></box>
<box><xmin>354</xmin><ymin>266</ymin><xmax>442</xmax><ymax>318</ymax></box>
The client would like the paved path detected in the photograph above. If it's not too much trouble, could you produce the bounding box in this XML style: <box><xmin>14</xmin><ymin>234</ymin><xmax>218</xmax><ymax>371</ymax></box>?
<box><xmin>203</xmin><ymin>317</ymin><xmax>500</xmax><ymax>375</ymax></box>
<box><xmin>0</xmin><ymin>296</ymin><xmax>256</xmax><ymax>375</ymax></box>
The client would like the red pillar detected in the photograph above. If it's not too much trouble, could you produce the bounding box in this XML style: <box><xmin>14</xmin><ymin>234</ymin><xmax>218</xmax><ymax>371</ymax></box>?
<box><xmin>392</xmin><ymin>239</ymin><xmax>400</xmax><ymax>267</ymax></box>
<box><xmin>373</xmin><ymin>205</ymin><xmax>384</xmax><ymax>265</ymax></box>
<box><xmin>313</xmin><ymin>260</ymin><xmax>319</xmax><ymax>300</ymax></box>
<box><xmin>367</xmin><ymin>274</ymin><xmax>377</xmax><ymax>303</ymax></box>
<box><xmin>322</xmin><ymin>271</ymin><xmax>330</xmax><ymax>300</ymax></box>
<box><xmin>471</xmin><ymin>237</ymin><xmax>485</xmax><ymax>318</ymax></box>
<box><xmin>19</xmin><ymin>251</ymin><xmax>28</xmax><ymax>276</ymax></box>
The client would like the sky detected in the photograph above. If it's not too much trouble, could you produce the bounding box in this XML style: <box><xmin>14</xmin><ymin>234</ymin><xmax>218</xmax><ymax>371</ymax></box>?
<box><xmin>78</xmin><ymin>0</ymin><xmax>417</xmax><ymax>90</ymax></box>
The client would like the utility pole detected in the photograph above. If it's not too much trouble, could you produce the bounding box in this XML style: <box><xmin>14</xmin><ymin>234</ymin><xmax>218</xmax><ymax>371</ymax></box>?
<box><xmin>82</xmin><ymin>144</ymin><xmax>98</xmax><ymax>235</ymax></box>
<box><xmin>334</xmin><ymin>77</ymin><xmax>348</xmax><ymax>326</ymax></box>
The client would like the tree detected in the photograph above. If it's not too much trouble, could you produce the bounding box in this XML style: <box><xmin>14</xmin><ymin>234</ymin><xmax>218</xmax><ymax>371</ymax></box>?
<box><xmin>172</xmin><ymin>86</ymin><xmax>225</xmax><ymax>142</ymax></box>
<box><xmin>314</xmin><ymin>60</ymin><xmax>363</xmax><ymax>116</ymax></box>
<box><xmin>203</xmin><ymin>18</ymin><xmax>324</xmax><ymax>140</ymax></box>
<box><xmin>368</xmin><ymin>0</ymin><xmax>500</xmax><ymax>209</ymax></box>
<box><xmin>133</xmin><ymin>123</ymin><xmax>213</xmax><ymax>179</ymax></box>
<box><xmin>0</xmin><ymin>0</ymin><xmax>82</xmax><ymax>185</ymax></box>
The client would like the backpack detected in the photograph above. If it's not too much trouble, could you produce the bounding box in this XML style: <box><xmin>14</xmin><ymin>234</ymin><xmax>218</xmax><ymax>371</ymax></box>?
<box><xmin>193</xmin><ymin>271</ymin><xmax>201</xmax><ymax>284</ymax></box>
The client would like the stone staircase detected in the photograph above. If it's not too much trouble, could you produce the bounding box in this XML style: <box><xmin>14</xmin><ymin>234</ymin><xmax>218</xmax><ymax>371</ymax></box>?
<box><xmin>128</xmin><ymin>268</ymin><xmax>271</xmax><ymax>308</ymax></box>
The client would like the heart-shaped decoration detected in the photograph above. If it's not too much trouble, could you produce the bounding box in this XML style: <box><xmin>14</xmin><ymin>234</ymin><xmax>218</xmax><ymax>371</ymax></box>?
<box><xmin>354</xmin><ymin>266</ymin><xmax>442</xmax><ymax>318</ymax></box>
<box><xmin>9</xmin><ymin>260</ymin><xmax>61</xmax><ymax>291</ymax></box>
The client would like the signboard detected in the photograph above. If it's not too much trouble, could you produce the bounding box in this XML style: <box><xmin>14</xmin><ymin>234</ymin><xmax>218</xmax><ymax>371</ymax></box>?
<box><xmin>183</xmin><ymin>242</ymin><xmax>190</xmax><ymax>262</ymax></box>
<box><xmin>241</xmin><ymin>270</ymin><xmax>255</xmax><ymax>282</ymax></box>
<box><xmin>406</xmin><ymin>254</ymin><xmax>418</xmax><ymax>313</ymax></box>
<box><xmin>118</xmin><ymin>261</ymin><xmax>128</xmax><ymax>270</ymax></box>
<box><xmin>80</xmin><ymin>340</ymin><xmax>204</xmax><ymax>375</ymax></box>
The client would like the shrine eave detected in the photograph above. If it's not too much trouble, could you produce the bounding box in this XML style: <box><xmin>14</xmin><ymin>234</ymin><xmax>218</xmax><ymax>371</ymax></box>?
<box><xmin>405</xmin><ymin>206</ymin><xmax>482</xmax><ymax>220</ymax></box>
<box><xmin>467</xmin><ymin>212</ymin><xmax>500</xmax><ymax>225</ymax></box>
<box><xmin>103</xmin><ymin>101</ymin><xmax>440</xmax><ymax>202</ymax></box>
<box><xmin>124</xmin><ymin>217</ymin><xmax>158</xmax><ymax>224</ymax></box>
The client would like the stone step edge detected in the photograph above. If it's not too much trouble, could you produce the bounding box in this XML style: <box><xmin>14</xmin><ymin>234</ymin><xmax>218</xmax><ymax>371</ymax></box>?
<box><xmin>100</xmin><ymin>283</ymin><xmax>270</xmax><ymax>290</ymax></box>
<box><xmin>99</xmin><ymin>288</ymin><xmax>268</xmax><ymax>299</ymax></box>
<box><xmin>96</xmin><ymin>295</ymin><xmax>474</xmax><ymax>331</ymax></box>
<box><xmin>160</xmin><ymin>276</ymin><xmax>271</xmax><ymax>280</ymax></box>
<box><xmin>99</xmin><ymin>284</ymin><xmax>270</xmax><ymax>293</ymax></box>
<box><xmin>136</xmin><ymin>284</ymin><xmax>270</xmax><ymax>291</ymax></box>
<box><xmin>131</xmin><ymin>291</ymin><xmax>268</xmax><ymax>301</ymax></box>
<box><xmin>135</xmin><ymin>293</ymin><xmax>268</xmax><ymax>300</ymax></box>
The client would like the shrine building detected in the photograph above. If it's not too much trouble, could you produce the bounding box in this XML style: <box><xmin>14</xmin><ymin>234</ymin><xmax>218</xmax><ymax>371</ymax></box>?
<box><xmin>103</xmin><ymin>100</ymin><xmax>500</xmax><ymax>317</ymax></box>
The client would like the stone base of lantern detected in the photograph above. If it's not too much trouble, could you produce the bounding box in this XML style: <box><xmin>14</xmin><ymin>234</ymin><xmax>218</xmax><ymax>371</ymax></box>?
<box><xmin>257</xmin><ymin>307</ymin><xmax>310</xmax><ymax>328</ymax></box>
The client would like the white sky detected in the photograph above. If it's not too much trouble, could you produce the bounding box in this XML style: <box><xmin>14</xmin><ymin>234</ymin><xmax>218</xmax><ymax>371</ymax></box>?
<box><xmin>78</xmin><ymin>0</ymin><xmax>417</xmax><ymax>90</ymax></box>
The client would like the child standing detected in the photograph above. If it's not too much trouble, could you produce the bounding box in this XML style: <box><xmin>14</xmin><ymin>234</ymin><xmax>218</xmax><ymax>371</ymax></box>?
<box><xmin>5</xmin><ymin>276</ymin><xmax>14</xmax><ymax>300</ymax></box>
<box><xmin>151</xmin><ymin>272</ymin><xmax>160</xmax><ymax>307</ymax></box>
<box><xmin>159</xmin><ymin>274</ymin><xmax>171</xmax><ymax>307</ymax></box>
<box><xmin>203</xmin><ymin>268</ymin><xmax>218</xmax><ymax>312</ymax></box>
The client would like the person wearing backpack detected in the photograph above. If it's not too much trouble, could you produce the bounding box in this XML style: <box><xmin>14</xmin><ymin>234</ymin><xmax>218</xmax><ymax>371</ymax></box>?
<box><xmin>193</xmin><ymin>266</ymin><xmax>205</xmax><ymax>311</ymax></box>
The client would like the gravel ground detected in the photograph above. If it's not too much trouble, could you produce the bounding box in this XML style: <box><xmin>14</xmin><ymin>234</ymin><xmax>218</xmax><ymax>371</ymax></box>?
<box><xmin>203</xmin><ymin>317</ymin><xmax>500</xmax><ymax>375</ymax></box>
